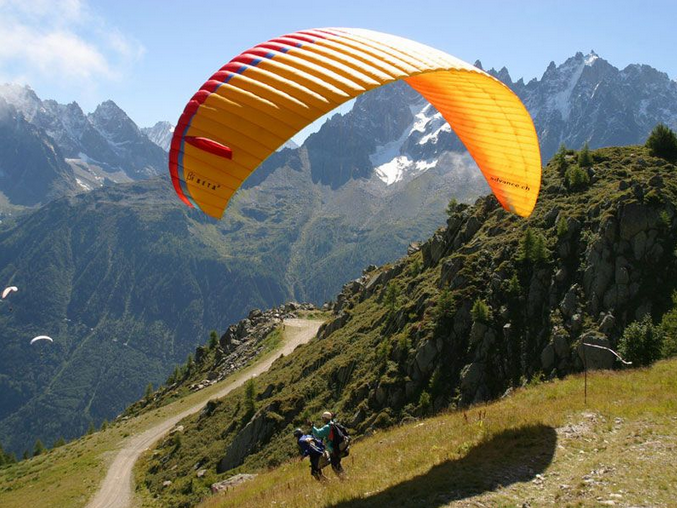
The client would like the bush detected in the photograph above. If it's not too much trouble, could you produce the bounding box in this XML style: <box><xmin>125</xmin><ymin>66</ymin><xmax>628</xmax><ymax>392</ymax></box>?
<box><xmin>471</xmin><ymin>298</ymin><xmax>492</xmax><ymax>324</ymax></box>
<box><xmin>564</xmin><ymin>165</ymin><xmax>590</xmax><ymax>190</ymax></box>
<box><xmin>418</xmin><ymin>391</ymin><xmax>432</xmax><ymax>415</ymax></box>
<box><xmin>244</xmin><ymin>378</ymin><xmax>256</xmax><ymax>419</ymax></box>
<box><xmin>645</xmin><ymin>123</ymin><xmax>677</xmax><ymax>163</ymax></box>
<box><xmin>618</xmin><ymin>315</ymin><xmax>664</xmax><ymax>367</ymax></box>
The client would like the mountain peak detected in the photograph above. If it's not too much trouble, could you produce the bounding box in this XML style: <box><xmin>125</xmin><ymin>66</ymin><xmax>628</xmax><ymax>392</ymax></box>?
<box><xmin>90</xmin><ymin>100</ymin><xmax>129</xmax><ymax>121</ymax></box>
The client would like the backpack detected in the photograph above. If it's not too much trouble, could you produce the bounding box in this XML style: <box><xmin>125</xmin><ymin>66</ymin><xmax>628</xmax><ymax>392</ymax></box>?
<box><xmin>330</xmin><ymin>421</ymin><xmax>351</xmax><ymax>455</ymax></box>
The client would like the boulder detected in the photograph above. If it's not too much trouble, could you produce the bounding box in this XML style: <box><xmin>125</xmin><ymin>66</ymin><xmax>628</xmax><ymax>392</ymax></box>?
<box><xmin>422</xmin><ymin>231</ymin><xmax>447</xmax><ymax>267</ymax></box>
<box><xmin>211</xmin><ymin>474</ymin><xmax>258</xmax><ymax>494</ymax></box>
<box><xmin>541</xmin><ymin>343</ymin><xmax>555</xmax><ymax>372</ymax></box>
<box><xmin>460</xmin><ymin>362</ymin><xmax>490</xmax><ymax>402</ymax></box>
<box><xmin>414</xmin><ymin>339</ymin><xmax>438</xmax><ymax>376</ymax></box>
<box><xmin>560</xmin><ymin>285</ymin><xmax>579</xmax><ymax>319</ymax></box>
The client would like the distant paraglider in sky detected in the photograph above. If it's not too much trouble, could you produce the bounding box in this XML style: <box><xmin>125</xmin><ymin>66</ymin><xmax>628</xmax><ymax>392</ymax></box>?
<box><xmin>169</xmin><ymin>27</ymin><xmax>541</xmax><ymax>220</ymax></box>
<box><xmin>2</xmin><ymin>286</ymin><xmax>18</xmax><ymax>299</ymax></box>
<box><xmin>30</xmin><ymin>335</ymin><xmax>54</xmax><ymax>345</ymax></box>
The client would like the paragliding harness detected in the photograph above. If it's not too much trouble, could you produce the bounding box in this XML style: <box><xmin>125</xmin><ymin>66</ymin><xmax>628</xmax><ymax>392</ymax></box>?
<box><xmin>297</xmin><ymin>435</ymin><xmax>330</xmax><ymax>479</ymax></box>
<box><xmin>329</xmin><ymin>421</ymin><xmax>351</xmax><ymax>457</ymax></box>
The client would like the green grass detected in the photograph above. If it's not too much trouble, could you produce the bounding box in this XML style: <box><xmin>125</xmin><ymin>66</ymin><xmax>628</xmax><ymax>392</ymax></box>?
<box><xmin>200</xmin><ymin>358</ymin><xmax>677</xmax><ymax>508</ymax></box>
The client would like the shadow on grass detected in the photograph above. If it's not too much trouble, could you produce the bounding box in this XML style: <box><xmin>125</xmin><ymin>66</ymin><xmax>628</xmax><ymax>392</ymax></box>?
<box><xmin>331</xmin><ymin>424</ymin><xmax>557</xmax><ymax>508</ymax></box>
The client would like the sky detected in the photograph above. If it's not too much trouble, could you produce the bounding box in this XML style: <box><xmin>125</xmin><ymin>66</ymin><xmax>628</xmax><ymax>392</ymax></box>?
<box><xmin>1</xmin><ymin>0</ymin><xmax>675</xmax><ymax>134</ymax></box>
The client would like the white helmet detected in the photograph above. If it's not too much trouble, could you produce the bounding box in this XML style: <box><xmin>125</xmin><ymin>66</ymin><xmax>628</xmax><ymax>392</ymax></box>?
<box><xmin>322</xmin><ymin>411</ymin><xmax>333</xmax><ymax>421</ymax></box>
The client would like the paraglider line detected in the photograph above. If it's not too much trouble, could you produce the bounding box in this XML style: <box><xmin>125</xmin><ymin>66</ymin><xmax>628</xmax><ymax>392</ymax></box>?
<box><xmin>581</xmin><ymin>341</ymin><xmax>632</xmax><ymax>405</ymax></box>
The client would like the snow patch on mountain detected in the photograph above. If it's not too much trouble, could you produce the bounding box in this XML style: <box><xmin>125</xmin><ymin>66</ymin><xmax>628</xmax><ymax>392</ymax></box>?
<box><xmin>142</xmin><ymin>121</ymin><xmax>174</xmax><ymax>152</ymax></box>
<box><xmin>370</xmin><ymin>101</ymin><xmax>442</xmax><ymax>185</ymax></box>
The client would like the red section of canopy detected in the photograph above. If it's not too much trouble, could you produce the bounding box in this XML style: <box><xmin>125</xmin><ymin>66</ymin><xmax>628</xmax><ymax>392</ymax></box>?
<box><xmin>184</xmin><ymin>136</ymin><xmax>233</xmax><ymax>160</ymax></box>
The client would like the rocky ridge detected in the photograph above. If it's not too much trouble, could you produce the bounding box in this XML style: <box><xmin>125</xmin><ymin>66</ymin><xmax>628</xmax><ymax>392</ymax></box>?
<box><xmin>125</xmin><ymin>302</ymin><xmax>317</xmax><ymax>416</ymax></box>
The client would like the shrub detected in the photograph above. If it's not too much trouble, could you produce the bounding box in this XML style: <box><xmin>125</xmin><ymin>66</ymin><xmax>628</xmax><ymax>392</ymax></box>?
<box><xmin>408</xmin><ymin>257</ymin><xmax>422</xmax><ymax>277</ymax></box>
<box><xmin>564</xmin><ymin>165</ymin><xmax>590</xmax><ymax>190</ymax></box>
<box><xmin>418</xmin><ymin>391</ymin><xmax>432</xmax><ymax>415</ymax></box>
<box><xmin>471</xmin><ymin>298</ymin><xmax>492</xmax><ymax>324</ymax></box>
<box><xmin>244</xmin><ymin>378</ymin><xmax>256</xmax><ymax>419</ymax></box>
<box><xmin>618</xmin><ymin>315</ymin><xmax>664</xmax><ymax>367</ymax></box>
<box><xmin>506</xmin><ymin>273</ymin><xmax>521</xmax><ymax>296</ymax></box>
<box><xmin>434</xmin><ymin>288</ymin><xmax>456</xmax><ymax>323</ymax></box>
<box><xmin>645</xmin><ymin>123</ymin><xmax>677</xmax><ymax>163</ymax></box>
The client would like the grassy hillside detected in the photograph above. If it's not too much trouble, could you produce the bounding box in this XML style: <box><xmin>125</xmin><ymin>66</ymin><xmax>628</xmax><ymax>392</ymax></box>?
<box><xmin>201</xmin><ymin>358</ymin><xmax>677</xmax><ymax>508</ymax></box>
<box><xmin>134</xmin><ymin>144</ymin><xmax>677</xmax><ymax>507</ymax></box>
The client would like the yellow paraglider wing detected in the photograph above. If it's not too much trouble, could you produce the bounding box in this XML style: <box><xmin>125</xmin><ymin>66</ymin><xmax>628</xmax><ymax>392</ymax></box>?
<box><xmin>169</xmin><ymin>28</ymin><xmax>541</xmax><ymax>219</ymax></box>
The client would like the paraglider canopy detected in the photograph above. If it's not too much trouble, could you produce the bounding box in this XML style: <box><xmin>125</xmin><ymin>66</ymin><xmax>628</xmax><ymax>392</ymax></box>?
<box><xmin>30</xmin><ymin>335</ymin><xmax>53</xmax><ymax>345</ymax></box>
<box><xmin>169</xmin><ymin>27</ymin><xmax>542</xmax><ymax>219</ymax></box>
<box><xmin>2</xmin><ymin>286</ymin><xmax>18</xmax><ymax>299</ymax></box>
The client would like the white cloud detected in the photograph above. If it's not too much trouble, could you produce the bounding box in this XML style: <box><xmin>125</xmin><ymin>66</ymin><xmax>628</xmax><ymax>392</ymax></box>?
<box><xmin>0</xmin><ymin>0</ymin><xmax>144</xmax><ymax>88</ymax></box>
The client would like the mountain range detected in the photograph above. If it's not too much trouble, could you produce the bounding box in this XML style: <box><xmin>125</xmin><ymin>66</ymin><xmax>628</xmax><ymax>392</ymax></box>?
<box><xmin>0</xmin><ymin>50</ymin><xmax>676</xmax><ymax>454</ymax></box>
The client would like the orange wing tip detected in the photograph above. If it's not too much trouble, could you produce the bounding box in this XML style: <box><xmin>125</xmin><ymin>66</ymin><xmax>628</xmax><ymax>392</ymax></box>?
<box><xmin>184</xmin><ymin>136</ymin><xmax>233</xmax><ymax>160</ymax></box>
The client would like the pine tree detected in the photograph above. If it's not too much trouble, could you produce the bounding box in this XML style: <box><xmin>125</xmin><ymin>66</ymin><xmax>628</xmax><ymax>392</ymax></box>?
<box><xmin>553</xmin><ymin>143</ymin><xmax>568</xmax><ymax>175</ymax></box>
<box><xmin>556</xmin><ymin>215</ymin><xmax>569</xmax><ymax>237</ymax></box>
<box><xmin>445</xmin><ymin>198</ymin><xmax>458</xmax><ymax>217</ymax></box>
<box><xmin>33</xmin><ymin>439</ymin><xmax>46</xmax><ymax>457</ymax></box>
<box><xmin>53</xmin><ymin>437</ymin><xmax>66</xmax><ymax>448</ymax></box>
<box><xmin>209</xmin><ymin>330</ymin><xmax>219</xmax><ymax>349</ymax></box>
<box><xmin>578</xmin><ymin>142</ymin><xmax>593</xmax><ymax>167</ymax></box>
<box><xmin>518</xmin><ymin>227</ymin><xmax>536</xmax><ymax>262</ymax></box>
<box><xmin>384</xmin><ymin>282</ymin><xmax>400</xmax><ymax>314</ymax></box>
<box><xmin>145</xmin><ymin>382</ymin><xmax>154</xmax><ymax>401</ymax></box>
<box><xmin>87</xmin><ymin>421</ymin><xmax>96</xmax><ymax>435</ymax></box>
<box><xmin>646</xmin><ymin>123</ymin><xmax>677</xmax><ymax>162</ymax></box>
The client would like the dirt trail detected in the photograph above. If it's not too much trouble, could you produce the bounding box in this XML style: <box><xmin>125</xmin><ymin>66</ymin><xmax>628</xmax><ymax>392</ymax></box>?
<box><xmin>86</xmin><ymin>318</ymin><xmax>322</xmax><ymax>508</ymax></box>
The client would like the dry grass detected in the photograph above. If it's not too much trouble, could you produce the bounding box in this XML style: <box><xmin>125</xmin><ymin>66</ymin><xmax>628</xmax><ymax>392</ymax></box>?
<box><xmin>201</xmin><ymin>359</ymin><xmax>677</xmax><ymax>508</ymax></box>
